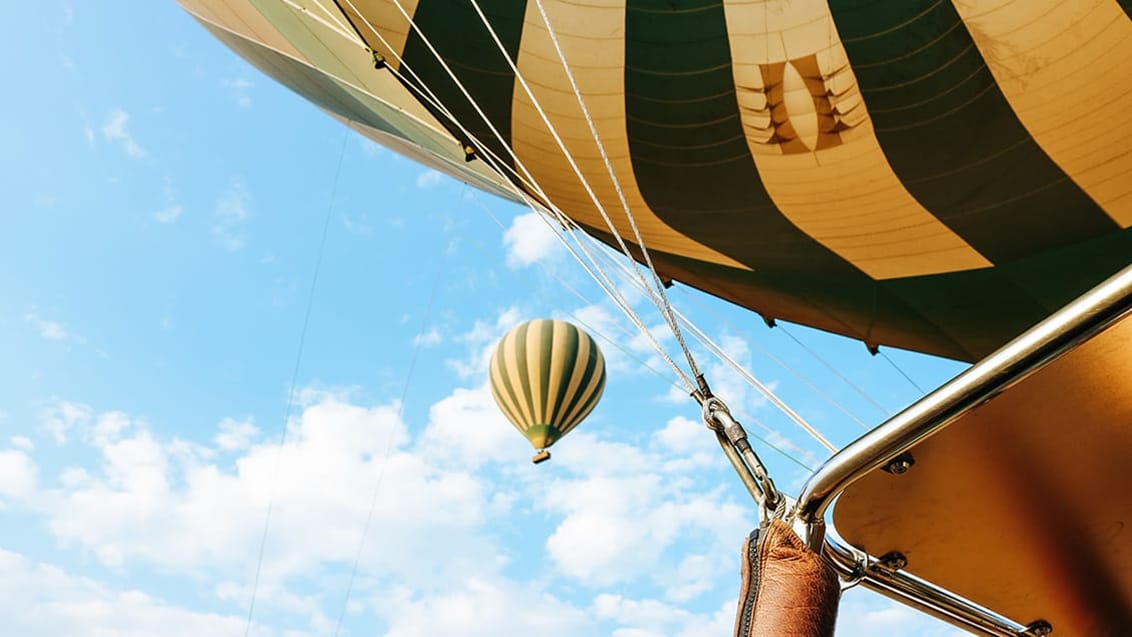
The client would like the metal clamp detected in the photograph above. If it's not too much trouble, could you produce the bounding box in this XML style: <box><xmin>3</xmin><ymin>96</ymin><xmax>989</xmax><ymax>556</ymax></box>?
<box><xmin>701</xmin><ymin>395</ymin><xmax>781</xmax><ymax>516</ymax></box>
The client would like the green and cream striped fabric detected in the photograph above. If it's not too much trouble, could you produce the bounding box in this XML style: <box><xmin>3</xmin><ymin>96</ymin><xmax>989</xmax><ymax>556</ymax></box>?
<box><xmin>183</xmin><ymin>0</ymin><xmax>1132</xmax><ymax>360</ymax></box>
<box><xmin>489</xmin><ymin>320</ymin><xmax>606</xmax><ymax>450</ymax></box>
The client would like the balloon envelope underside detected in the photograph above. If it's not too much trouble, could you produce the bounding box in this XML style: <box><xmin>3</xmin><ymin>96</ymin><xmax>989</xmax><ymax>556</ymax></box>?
<box><xmin>180</xmin><ymin>0</ymin><xmax>1132</xmax><ymax>361</ymax></box>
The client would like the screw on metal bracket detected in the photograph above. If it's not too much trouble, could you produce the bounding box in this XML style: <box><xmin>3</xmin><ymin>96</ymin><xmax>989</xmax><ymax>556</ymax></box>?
<box><xmin>876</xmin><ymin>551</ymin><xmax>908</xmax><ymax>572</ymax></box>
<box><xmin>1022</xmin><ymin>620</ymin><xmax>1052</xmax><ymax>636</ymax></box>
<box><xmin>883</xmin><ymin>452</ymin><xmax>916</xmax><ymax>475</ymax></box>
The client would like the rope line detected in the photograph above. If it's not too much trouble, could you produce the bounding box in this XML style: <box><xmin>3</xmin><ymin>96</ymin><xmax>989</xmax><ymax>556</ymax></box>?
<box><xmin>244</xmin><ymin>130</ymin><xmax>350</xmax><ymax>637</ymax></box>
<box><xmin>779</xmin><ymin>324</ymin><xmax>893</xmax><ymax>417</ymax></box>
<box><xmin>880</xmin><ymin>349</ymin><xmax>928</xmax><ymax>395</ymax></box>
<box><xmin>336</xmin><ymin>0</ymin><xmax>698</xmax><ymax>391</ymax></box>
<box><xmin>316</xmin><ymin>2</ymin><xmax>842</xmax><ymax>451</ymax></box>
<box><xmin>674</xmin><ymin>288</ymin><xmax>874</xmax><ymax>430</ymax></box>
<box><xmin>468</xmin><ymin>192</ymin><xmax>817</xmax><ymax>469</ymax></box>
<box><xmin>331</xmin><ymin>189</ymin><xmax>459</xmax><ymax>637</ymax></box>
<box><xmin>529</xmin><ymin>0</ymin><xmax>704</xmax><ymax>385</ymax></box>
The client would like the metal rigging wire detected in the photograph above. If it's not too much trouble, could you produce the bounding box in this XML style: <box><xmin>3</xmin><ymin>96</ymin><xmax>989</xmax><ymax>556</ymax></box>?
<box><xmin>244</xmin><ymin>129</ymin><xmax>349</xmax><ymax>637</ymax></box>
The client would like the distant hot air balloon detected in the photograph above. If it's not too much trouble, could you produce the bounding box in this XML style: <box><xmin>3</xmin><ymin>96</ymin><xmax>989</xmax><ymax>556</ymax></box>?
<box><xmin>488</xmin><ymin>319</ymin><xmax>606</xmax><ymax>464</ymax></box>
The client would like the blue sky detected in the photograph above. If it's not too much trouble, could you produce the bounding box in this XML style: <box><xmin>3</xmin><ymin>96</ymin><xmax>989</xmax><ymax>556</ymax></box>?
<box><xmin>0</xmin><ymin>2</ymin><xmax>971</xmax><ymax>636</ymax></box>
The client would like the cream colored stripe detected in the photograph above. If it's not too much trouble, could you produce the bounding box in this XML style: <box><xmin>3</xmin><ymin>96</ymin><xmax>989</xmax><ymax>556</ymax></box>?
<box><xmin>181</xmin><ymin>0</ymin><xmax>305</xmax><ymax>58</ymax></box>
<box><xmin>265</xmin><ymin>0</ymin><xmax>443</xmax><ymax>130</ymax></box>
<box><xmin>502</xmin><ymin>329</ymin><xmax>536</xmax><ymax>430</ymax></box>
<box><xmin>544</xmin><ymin>321</ymin><xmax>568</xmax><ymax>426</ymax></box>
<box><xmin>953</xmin><ymin>0</ymin><xmax>1132</xmax><ymax>227</ymax></box>
<box><xmin>511</xmin><ymin>0</ymin><xmax>749</xmax><ymax>270</ymax></box>
<box><xmin>526</xmin><ymin>320</ymin><xmax>548</xmax><ymax>424</ymax></box>
<box><xmin>724</xmin><ymin>0</ymin><xmax>991</xmax><ymax>279</ymax></box>
<box><xmin>489</xmin><ymin>351</ymin><xmax>527</xmax><ymax>432</ymax></box>
<box><xmin>336</xmin><ymin>0</ymin><xmax>419</xmax><ymax>72</ymax></box>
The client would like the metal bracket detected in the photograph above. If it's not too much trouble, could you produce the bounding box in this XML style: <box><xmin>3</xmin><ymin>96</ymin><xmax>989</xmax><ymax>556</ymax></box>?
<box><xmin>1021</xmin><ymin>620</ymin><xmax>1052</xmax><ymax>636</ymax></box>
<box><xmin>876</xmin><ymin>550</ymin><xmax>909</xmax><ymax>571</ymax></box>
<box><xmin>371</xmin><ymin>49</ymin><xmax>386</xmax><ymax>69</ymax></box>
<box><xmin>883</xmin><ymin>452</ymin><xmax>916</xmax><ymax>475</ymax></box>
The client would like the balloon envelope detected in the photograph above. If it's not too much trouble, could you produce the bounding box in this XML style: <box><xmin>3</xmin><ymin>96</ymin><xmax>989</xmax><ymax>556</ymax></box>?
<box><xmin>489</xmin><ymin>319</ymin><xmax>606</xmax><ymax>452</ymax></box>
<box><xmin>181</xmin><ymin>0</ymin><xmax>1132</xmax><ymax>361</ymax></box>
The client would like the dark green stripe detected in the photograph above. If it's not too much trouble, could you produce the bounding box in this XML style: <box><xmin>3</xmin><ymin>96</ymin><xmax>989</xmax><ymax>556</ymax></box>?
<box><xmin>512</xmin><ymin>322</ymin><xmax>537</xmax><ymax>428</ymax></box>
<box><xmin>559</xmin><ymin>334</ymin><xmax>601</xmax><ymax>426</ymax></box>
<box><xmin>562</xmin><ymin>358</ymin><xmax>605</xmax><ymax>434</ymax></box>
<box><xmin>556</xmin><ymin>337</ymin><xmax>588</xmax><ymax>426</ymax></box>
<box><xmin>490</xmin><ymin>344</ymin><xmax>528</xmax><ymax>430</ymax></box>
<box><xmin>549</xmin><ymin>323</ymin><xmax>580</xmax><ymax>428</ymax></box>
<box><xmin>1120</xmin><ymin>0</ymin><xmax>1132</xmax><ymax>19</ymax></box>
<box><xmin>623</xmin><ymin>0</ymin><xmax>870</xmax><ymax>278</ymax></box>
<box><xmin>400</xmin><ymin>0</ymin><xmax>526</xmax><ymax>170</ymax></box>
<box><xmin>830</xmin><ymin>0</ymin><xmax>1117</xmax><ymax>263</ymax></box>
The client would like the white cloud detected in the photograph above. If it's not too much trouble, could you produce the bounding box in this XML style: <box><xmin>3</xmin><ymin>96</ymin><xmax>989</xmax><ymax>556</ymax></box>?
<box><xmin>341</xmin><ymin>213</ymin><xmax>373</xmax><ymax>235</ymax></box>
<box><xmin>415</xmin><ymin>169</ymin><xmax>443</xmax><ymax>189</ymax></box>
<box><xmin>101</xmin><ymin>110</ymin><xmax>146</xmax><ymax>159</ymax></box>
<box><xmin>0</xmin><ymin>449</ymin><xmax>38</xmax><ymax>504</ymax></box>
<box><xmin>541</xmin><ymin>434</ymin><xmax>753</xmax><ymax>594</ymax></box>
<box><xmin>34</xmin><ymin>397</ymin><xmax>499</xmax><ymax>598</ymax></box>
<box><xmin>503</xmin><ymin>211</ymin><xmax>561</xmax><ymax>268</ymax></box>
<box><xmin>0</xmin><ymin>549</ymin><xmax>286</xmax><ymax>637</ymax></box>
<box><xmin>212</xmin><ymin>179</ymin><xmax>250</xmax><ymax>251</ymax></box>
<box><xmin>213</xmin><ymin>418</ymin><xmax>259</xmax><ymax>451</ymax></box>
<box><xmin>417</xmin><ymin>383</ymin><xmax>528</xmax><ymax>469</ymax></box>
<box><xmin>41</xmin><ymin>401</ymin><xmax>93</xmax><ymax>444</ymax></box>
<box><xmin>154</xmin><ymin>205</ymin><xmax>182</xmax><ymax>223</ymax></box>
<box><xmin>7</xmin><ymin>380</ymin><xmax>939</xmax><ymax>637</ymax></box>
<box><xmin>357</xmin><ymin>137</ymin><xmax>384</xmax><ymax>157</ymax></box>
<box><xmin>154</xmin><ymin>178</ymin><xmax>183</xmax><ymax>223</ymax></box>
<box><xmin>24</xmin><ymin>312</ymin><xmax>70</xmax><ymax>342</ymax></box>
<box><xmin>411</xmin><ymin>328</ymin><xmax>442</xmax><ymax>348</ymax></box>
<box><xmin>446</xmin><ymin>307</ymin><xmax>524</xmax><ymax>380</ymax></box>
<box><xmin>222</xmin><ymin>77</ymin><xmax>254</xmax><ymax>108</ymax></box>
<box><xmin>379</xmin><ymin>577</ymin><xmax>592</xmax><ymax>637</ymax></box>
<box><xmin>10</xmin><ymin>436</ymin><xmax>33</xmax><ymax>451</ymax></box>
<box><xmin>835</xmin><ymin>591</ymin><xmax>969</xmax><ymax>636</ymax></box>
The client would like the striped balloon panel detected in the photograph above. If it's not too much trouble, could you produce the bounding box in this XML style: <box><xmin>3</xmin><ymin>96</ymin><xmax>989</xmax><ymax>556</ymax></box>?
<box><xmin>184</xmin><ymin>0</ymin><xmax>1132</xmax><ymax>361</ymax></box>
<box><xmin>489</xmin><ymin>320</ymin><xmax>606</xmax><ymax>450</ymax></box>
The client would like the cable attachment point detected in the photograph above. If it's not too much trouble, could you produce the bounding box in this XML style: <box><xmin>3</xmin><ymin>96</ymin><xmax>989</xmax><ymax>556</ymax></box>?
<box><xmin>702</xmin><ymin>396</ymin><xmax>781</xmax><ymax>515</ymax></box>
<box><xmin>371</xmin><ymin>49</ymin><xmax>387</xmax><ymax>69</ymax></box>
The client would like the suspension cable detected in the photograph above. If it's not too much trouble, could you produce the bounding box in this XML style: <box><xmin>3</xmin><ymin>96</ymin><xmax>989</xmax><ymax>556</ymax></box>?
<box><xmin>336</xmin><ymin>0</ymin><xmax>701</xmax><ymax>391</ymax></box>
<box><xmin>582</xmin><ymin>233</ymin><xmax>840</xmax><ymax>451</ymax></box>
<box><xmin>526</xmin><ymin>0</ymin><xmax>704</xmax><ymax>385</ymax></box>
<box><xmin>464</xmin><ymin>0</ymin><xmax>703</xmax><ymax>387</ymax></box>
<box><xmin>879</xmin><ymin>349</ymin><xmax>928</xmax><ymax>395</ymax></box>
<box><xmin>244</xmin><ymin>130</ymin><xmax>349</xmax><ymax>637</ymax></box>
<box><xmin>466</xmin><ymin>188</ymin><xmax>815</xmax><ymax>468</ymax></box>
<box><xmin>331</xmin><ymin>190</ymin><xmax>457</xmax><ymax>637</ymax></box>
<box><xmin>674</xmin><ymin>288</ymin><xmax>874</xmax><ymax>430</ymax></box>
<box><xmin>779</xmin><ymin>324</ymin><xmax>893</xmax><ymax>416</ymax></box>
<box><xmin>310</xmin><ymin>3</ymin><xmax>837</xmax><ymax>453</ymax></box>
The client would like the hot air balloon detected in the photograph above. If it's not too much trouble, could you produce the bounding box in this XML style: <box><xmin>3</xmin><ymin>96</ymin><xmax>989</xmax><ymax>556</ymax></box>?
<box><xmin>488</xmin><ymin>319</ymin><xmax>605</xmax><ymax>464</ymax></box>
<box><xmin>181</xmin><ymin>1</ymin><xmax>1132</xmax><ymax>635</ymax></box>
<box><xmin>177</xmin><ymin>0</ymin><xmax>1132</xmax><ymax>363</ymax></box>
